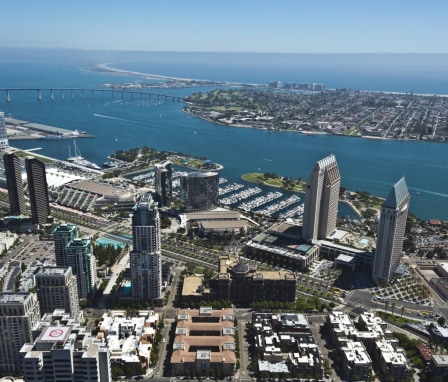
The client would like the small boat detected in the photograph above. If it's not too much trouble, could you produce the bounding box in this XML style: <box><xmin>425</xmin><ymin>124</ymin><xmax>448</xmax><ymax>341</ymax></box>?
<box><xmin>103</xmin><ymin>161</ymin><xmax>118</xmax><ymax>169</ymax></box>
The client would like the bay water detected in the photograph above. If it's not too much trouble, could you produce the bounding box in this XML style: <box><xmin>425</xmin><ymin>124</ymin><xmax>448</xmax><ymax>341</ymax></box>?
<box><xmin>1</xmin><ymin>50</ymin><xmax>447</xmax><ymax>220</ymax></box>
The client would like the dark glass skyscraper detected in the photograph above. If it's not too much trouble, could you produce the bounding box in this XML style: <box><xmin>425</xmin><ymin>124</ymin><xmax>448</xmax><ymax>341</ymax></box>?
<box><xmin>3</xmin><ymin>152</ymin><xmax>26</xmax><ymax>216</ymax></box>
<box><xmin>65</xmin><ymin>238</ymin><xmax>96</xmax><ymax>298</ymax></box>
<box><xmin>155</xmin><ymin>160</ymin><xmax>172</xmax><ymax>207</ymax></box>
<box><xmin>53</xmin><ymin>223</ymin><xmax>78</xmax><ymax>266</ymax></box>
<box><xmin>180</xmin><ymin>171</ymin><xmax>219</xmax><ymax>212</ymax></box>
<box><xmin>25</xmin><ymin>156</ymin><xmax>51</xmax><ymax>225</ymax></box>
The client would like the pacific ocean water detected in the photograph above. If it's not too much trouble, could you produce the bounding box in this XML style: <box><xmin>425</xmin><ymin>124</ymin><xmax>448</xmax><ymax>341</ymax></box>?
<box><xmin>1</xmin><ymin>49</ymin><xmax>447</xmax><ymax>220</ymax></box>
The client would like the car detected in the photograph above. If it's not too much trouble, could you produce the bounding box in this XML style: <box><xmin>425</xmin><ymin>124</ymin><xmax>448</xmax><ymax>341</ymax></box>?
<box><xmin>162</xmin><ymin>338</ymin><xmax>166</xmax><ymax>343</ymax></box>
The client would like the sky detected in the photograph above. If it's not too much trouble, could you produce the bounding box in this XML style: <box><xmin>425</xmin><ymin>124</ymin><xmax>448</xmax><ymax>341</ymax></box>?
<box><xmin>1</xmin><ymin>0</ymin><xmax>448</xmax><ymax>53</ymax></box>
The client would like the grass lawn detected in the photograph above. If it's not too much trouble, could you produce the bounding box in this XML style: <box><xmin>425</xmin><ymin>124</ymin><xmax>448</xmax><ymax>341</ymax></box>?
<box><xmin>242</xmin><ymin>173</ymin><xmax>305</xmax><ymax>192</ymax></box>
<box><xmin>195</xmin><ymin>267</ymin><xmax>205</xmax><ymax>274</ymax></box>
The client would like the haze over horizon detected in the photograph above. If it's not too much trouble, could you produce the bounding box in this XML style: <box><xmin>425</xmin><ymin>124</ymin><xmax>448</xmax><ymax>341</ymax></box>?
<box><xmin>1</xmin><ymin>0</ymin><xmax>447</xmax><ymax>54</ymax></box>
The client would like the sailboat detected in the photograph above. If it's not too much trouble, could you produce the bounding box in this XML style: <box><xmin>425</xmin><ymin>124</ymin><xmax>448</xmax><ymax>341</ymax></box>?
<box><xmin>67</xmin><ymin>141</ymin><xmax>101</xmax><ymax>170</ymax></box>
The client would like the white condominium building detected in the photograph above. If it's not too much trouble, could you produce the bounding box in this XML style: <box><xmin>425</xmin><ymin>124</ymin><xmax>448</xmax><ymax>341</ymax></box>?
<box><xmin>0</xmin><ymin>293</ymin><xmax>41</xmax><ymax>376</ymax></box>
<box><xmin>35</xmin><ymin>266</ymin><xmax>80</xmax><ymax>320</ymax></box>
<box><xmin>20</xmin><ymin>309</ymin><xmax>111</xmax><ymax>382</ymax></box>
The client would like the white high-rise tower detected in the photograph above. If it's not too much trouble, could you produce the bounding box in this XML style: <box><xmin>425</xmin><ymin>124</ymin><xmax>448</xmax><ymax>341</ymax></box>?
<box><xmin>372</xmin><ymin>177</ymin><xmax>410</xmax><ymax>283</ymax></box>
<box><xmin>0</xmin><ymin>112</ymin><xmax>9</xmax><ymax>149</ymax></box>
<box><xmin>302</xmin><ymin>154</ymin><xmax>341</xmax><ymax>241</ymax></box>
<box><xmin>130</xmin><ymin>193</ymin><xmax>162</xmax><ymax>300</ymax></box>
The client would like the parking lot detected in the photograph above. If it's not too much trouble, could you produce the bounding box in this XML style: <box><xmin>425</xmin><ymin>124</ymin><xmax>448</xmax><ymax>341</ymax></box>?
<box><xmin>9</xmin><ymin>235</ymin><xmax>56</xmax><ymax>265</ymax></box>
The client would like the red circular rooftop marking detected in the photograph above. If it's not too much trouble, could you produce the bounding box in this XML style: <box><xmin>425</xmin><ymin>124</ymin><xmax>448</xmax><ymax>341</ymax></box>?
<box><xmin>49</xmin><ymin>329</ymin><xmax>64</xmax><ymax>337</ymax></box>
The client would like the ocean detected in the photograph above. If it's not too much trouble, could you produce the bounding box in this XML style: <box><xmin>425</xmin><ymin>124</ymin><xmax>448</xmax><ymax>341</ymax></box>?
<box><xmin>1</xmin><ymin>49</ymin><xmax>447</xmax><ymax>220</ymax></box>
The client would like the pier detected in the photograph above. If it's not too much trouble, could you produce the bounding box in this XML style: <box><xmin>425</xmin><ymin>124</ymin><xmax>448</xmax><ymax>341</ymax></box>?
<box><xmin>1</xmin><ymin>88</ymin><xmax>184</xmax><ymax>103</ymax></box>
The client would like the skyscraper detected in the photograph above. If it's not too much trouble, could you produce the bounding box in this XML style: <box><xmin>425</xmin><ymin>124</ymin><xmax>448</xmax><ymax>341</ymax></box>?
<box><xmin>302</xmin><ymin>154</ymin><xmax>341</xmax><ymax>241</ymax></box>
<box><xmin>180</xmin><ymin>171</ymin><xmax>219</xmax><ymax>211</ymax></box>
<box><xmin>35</xmin><ymin>266</ymin><xmax>80</xmax><ymax>320</ymax></box>
<box><xmin>155</xmin><ymin>160</ymin><xmax>173</xmax><ymax>207</ymax></box>
<box><xmin>53</xmin><ymin>223</ymin><xmax>78</xmax><ymax>266</ymax></box>
<box><xmin>0</xmin><ymin>112</ymin><xmax>8</xmax><ymax>149</ymax></box>
<box><xmin>3</xmin><ymin>152</ymin><xmax>26</xmax><ymax>216</ymax></box>
<box><xmin>25</xmin><ymin>156</ymin><xmax>51</xmax><ymax>225</ymax></box>
<box><xmin>0</xmin><ymin>292</ymin><xmax>41</xmax><ymax>375</ymax></box>
<box><xmin>372</xmin><ymin>177</ymin><xmax>410</xmax><ymax>283</ymax></box>
<box><xmin>65</xmin><ymin>238</ymin><xmax>97</xmax><ymax>298</ymax></box>
<box><xmin>130</xmin><ymin>193</ymin><xmax>162</xmax><ymax>300</ymax></box>
<box><xmin>20</xmin><ymin>310</ymin><xmax>111</xmax><ymax>382</ymax></box>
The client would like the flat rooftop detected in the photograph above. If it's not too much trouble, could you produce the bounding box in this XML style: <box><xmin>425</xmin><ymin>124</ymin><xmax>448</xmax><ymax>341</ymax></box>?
<box><xmin>67</xmin><ymin>179</ymin><xmax>132</xmax><ymax>198</ymax></box>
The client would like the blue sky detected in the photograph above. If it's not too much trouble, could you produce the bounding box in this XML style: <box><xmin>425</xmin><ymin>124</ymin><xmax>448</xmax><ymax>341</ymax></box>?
<box><xmin>1</xmin><ymin>0</ymin><xmax>447</xmax><ymax>53</ymax></box>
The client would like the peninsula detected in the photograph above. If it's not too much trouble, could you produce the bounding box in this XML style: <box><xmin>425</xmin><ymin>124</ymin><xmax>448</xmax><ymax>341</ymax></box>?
<box><xmin>184</xmin><ymin>88</ymin><xmax>448</xmax><ymax>142</ymax></box>
<box><xmin>93</xmin><ymin>63</ymin><xmax>448</xmax><ymax>142</ymax></box>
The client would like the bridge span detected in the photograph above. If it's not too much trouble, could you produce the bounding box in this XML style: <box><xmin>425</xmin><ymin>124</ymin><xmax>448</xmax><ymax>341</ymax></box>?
<box><xmin>0</xmin><ymin>88</ymin><xmax>184</xmax><ymax>103</ymax></box>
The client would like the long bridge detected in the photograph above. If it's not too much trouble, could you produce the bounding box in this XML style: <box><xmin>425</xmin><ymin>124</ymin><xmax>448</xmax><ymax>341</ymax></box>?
<box><xmin>0</xmin><ymin>88</ymin><xmax>184</xmax><ymax>102</ymax></box>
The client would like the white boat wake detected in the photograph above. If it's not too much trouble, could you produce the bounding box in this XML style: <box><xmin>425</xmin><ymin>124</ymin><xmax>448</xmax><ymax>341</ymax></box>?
<box><xmin>93</xmin><ymin>113</ymin><xmax>136</xmax><ymax>123</ymax></box>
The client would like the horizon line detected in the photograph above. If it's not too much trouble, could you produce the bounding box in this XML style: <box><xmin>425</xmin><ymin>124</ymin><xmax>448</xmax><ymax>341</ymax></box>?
<box><xmin>1</xmin><ymin>46</ymin><xmax>448</xmax><ymax>55</ymax></box>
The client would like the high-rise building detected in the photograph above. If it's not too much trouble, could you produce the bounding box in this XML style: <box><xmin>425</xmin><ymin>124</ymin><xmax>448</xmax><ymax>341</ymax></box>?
<box><xmin>302</xmin><ymin>154</ymin><xmax>341</xmax><ymax>241</ymax></box>
<box><xmin>372</xmin><ymin>177</ymin><xmax>410</xmax><ymax>283</ymax></box>
<box><xmin>180</xmin><ymin>171</ymin><xmax>219</xmax><ymax>211</ymax></box>
<box><xmin>0</xmin><ymin>292</ymin><xmax>41</xmax><ymax>376</ymax></box>
<box><xmin>20</xmin><ymin>309</ymin><xmax>111</xmax><ymax>382</ymax></box>
<box><xmin>53</xmin><ymin>223</ymin><xmax>78</xmax><ymax>266</ymax></box>
<box><xmin>0</xmin><ymin>112</ymin><xmax>8</xmax><ymax>149</ymax></box>
<box><xmin>65</xmin><ymin>238</ymin><xmax>97</xmax><ymax>298</ymax></box>
<box><xmin>25</xmin><ymin>156</ymin><xmax>51</xmax><ymax>225</ymax></box>
<box><xmin>3</xmin><ymin>152</ymin><xmax>26</xmax><ymax>216</ymax></box>
<box><xmin>130</xmin><ymin>193</ymin><xmax>162</xmax><ymax>300</ymax></box>
<box><xmin>35</xmin><ymin>266</ymin><xmax>80</xmax><ymax>320</ymax></box>
<box><xmin>154</xmin><ymin>160</ymin><xmax>173</xmax><ymax>207</ymax></box>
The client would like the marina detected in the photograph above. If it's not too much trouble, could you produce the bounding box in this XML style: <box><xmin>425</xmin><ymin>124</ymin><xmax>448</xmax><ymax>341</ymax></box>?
<box><xmin>219</xmin><ymin>186</ymin><xmax>262</xmax><ymax>205</ymax></box>
<box><xmin>126</xmin><ymin>170</ymin><xmax>304</xmax><ymax>219</ymax></box>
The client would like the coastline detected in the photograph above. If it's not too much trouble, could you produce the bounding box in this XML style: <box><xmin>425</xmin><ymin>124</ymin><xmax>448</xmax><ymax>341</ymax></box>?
<box><xmin>95</xmin><ymin>62</ymin><xmax>448</xmax><ymax>97</ymax></box>
<box><xmin>95</xmin><ymin>63</ymin><xmax>259</xmax><ymax>87</ymax></box>
<box><xmin>93</xmin><ymin>63</ymin><xmax>448</xmax><ymax>144</ymax></box>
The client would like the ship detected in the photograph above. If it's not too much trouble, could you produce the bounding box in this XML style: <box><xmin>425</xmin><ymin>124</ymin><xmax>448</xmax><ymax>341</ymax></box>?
<box><xmin>67</xmin><ymin>141</ymin><xmax>102</xmax><ymax>170</ymax></box>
